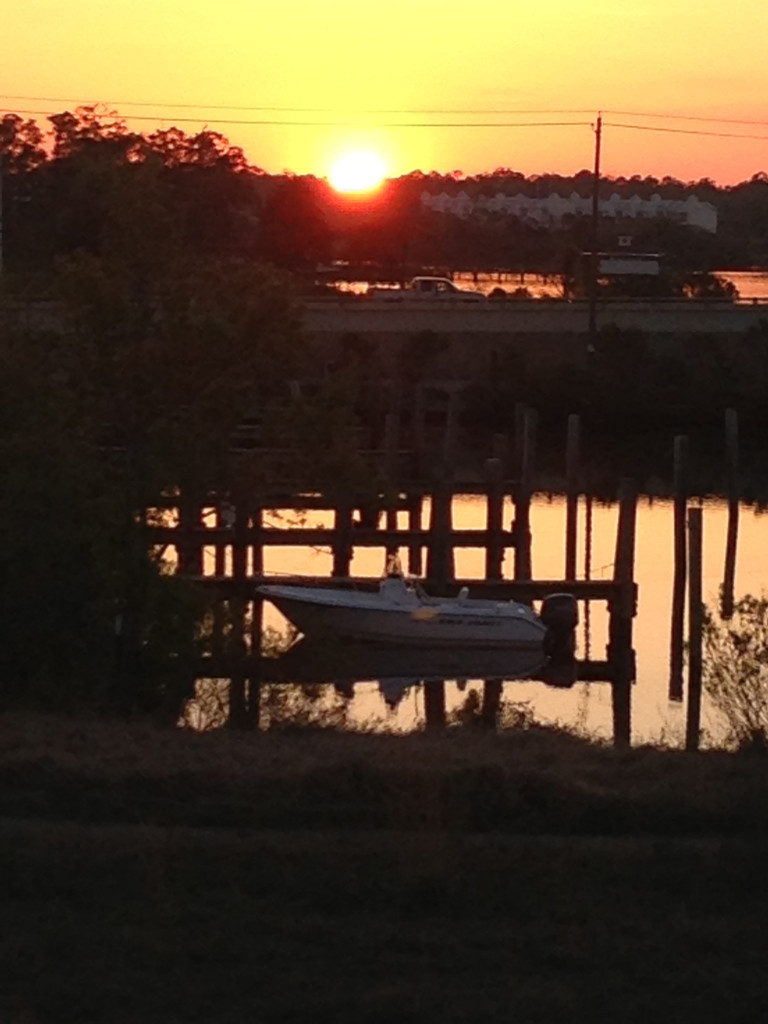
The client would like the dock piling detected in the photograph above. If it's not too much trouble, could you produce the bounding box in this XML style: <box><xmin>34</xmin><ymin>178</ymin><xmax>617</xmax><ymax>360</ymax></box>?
<box><xmin>669</xmin><ymin>435</ymin><xmax>688</xmax><ymax>701</ymax></box>
<box><xmin>685</xmin><ymin>507</ymin><xmax>704</xmax><ymax>752</ymax></box>
<box><xmin>426</xmin><ymin>473</ymin><xmax>454</xmax><ymax>593</ymax></box>
<box><xmin>514</xmin><ymin>407</ymin><xmax>537</xmax><ymax>581</ymax></box>
<box><xmin>424</xmin><ymin>680</ymin><xmax>447</xmax><ymax>729</ymax></box>
<box><xmin>485</xmin><ymin>457</ymin><xmax>504</xmax><ymax>581</ymax></box>
<box><xmin>406</xmin><ymin>492</ymin><xmax>423</xmax><ymax>576</ymax></box>
<box><xmin>610</xmin><ymin>479</ymin><xmax>638</xmax><ymax>748</ymax></box>
<box><xmin>722</xmin><ymin>409</ymin><xmax>740</xmax><ymax>620</ymax></box>
<box><xmin>332</xmin><ymin>500</ymin><xmax>354</xmax><ymax>577</ymax></box>
<box><xmin>565</xmin><ymin>413</ymin><xmax>581</xmax><ymax>580</ymax></box>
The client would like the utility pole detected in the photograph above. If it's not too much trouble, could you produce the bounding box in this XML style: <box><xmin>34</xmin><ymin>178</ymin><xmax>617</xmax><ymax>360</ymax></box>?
<box><xmin>587</xmin><ymin>112</ymin><xmax>602</xmax><ymax>353</ymax></box>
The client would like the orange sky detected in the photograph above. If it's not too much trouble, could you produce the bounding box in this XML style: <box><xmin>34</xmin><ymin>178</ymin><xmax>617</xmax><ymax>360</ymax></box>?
<box><xmin>3</xmin><ymin>0</ymin><xmax>768</xmax><ymax>184</ymax></box>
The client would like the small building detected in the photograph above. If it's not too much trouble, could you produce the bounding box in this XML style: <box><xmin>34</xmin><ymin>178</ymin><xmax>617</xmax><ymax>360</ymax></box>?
<box><xmin>595</xmin><ymin>251</ymin><xmax>661</xmax><ymax>277</ymax></box>
<box><xmin>567</xmin><ymin>249</ymin><xmax>664</xmax><ymax>298</ymax></box>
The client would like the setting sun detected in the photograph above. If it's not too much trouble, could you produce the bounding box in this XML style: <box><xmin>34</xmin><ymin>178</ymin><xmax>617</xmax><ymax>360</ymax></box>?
<box><xmin>329</xmin><ymin>151</ymin><xmax>387</xmax><ymax>193</ymax></box>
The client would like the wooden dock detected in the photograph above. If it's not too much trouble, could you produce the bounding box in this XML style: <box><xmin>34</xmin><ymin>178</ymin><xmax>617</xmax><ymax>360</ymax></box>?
<box><xmin>148</xmin><ymin>414</ymin><xmax>640</xmax><ymax>745</ymax></box>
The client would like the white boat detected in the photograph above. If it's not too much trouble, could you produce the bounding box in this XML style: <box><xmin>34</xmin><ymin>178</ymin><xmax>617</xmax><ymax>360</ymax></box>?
<box><xmin>257</xmin><ymin>574</ymin><xmax>548</xmax><ymax>648</ymax></box>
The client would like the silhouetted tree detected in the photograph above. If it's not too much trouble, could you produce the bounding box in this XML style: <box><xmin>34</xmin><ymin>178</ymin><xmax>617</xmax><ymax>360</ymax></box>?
<box><xmin>0</xmin><ymin>243</ymin><xmax>302</xmax><ymax>709</ymax></box>
<box><xmin>259</xmin><ymin>175</ymin><xmax>331</xmax><ymax>269</ymax></box>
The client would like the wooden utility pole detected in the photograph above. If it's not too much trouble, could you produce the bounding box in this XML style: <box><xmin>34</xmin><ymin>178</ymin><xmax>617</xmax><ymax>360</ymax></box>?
<box><xmin>587</xmin><ymin>113</ymin><xmax>603</xmax><ymax>354</ymax></box>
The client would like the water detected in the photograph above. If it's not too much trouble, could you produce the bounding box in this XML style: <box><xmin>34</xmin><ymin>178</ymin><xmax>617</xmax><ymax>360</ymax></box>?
<box><xmin>336</xmin><ymin>269</ymin><xmax>768</xmax><ymax>300</ymax></box>
<box><xmin>718</xmin><ymin>269</ymin><xmax>768</xmax><ymax>300</ymax></box>
<box><xmin>453</xmin><ymin>269</ymin><xmax>768</xmax><ymax>300</ymax></box>
<box><xmin>185</xmin><ymin>494</ymin><xmax>768</xmax><ymax>745</ymax></box>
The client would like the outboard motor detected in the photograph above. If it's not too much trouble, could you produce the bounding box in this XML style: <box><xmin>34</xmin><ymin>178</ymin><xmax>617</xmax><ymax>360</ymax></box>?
<box><xmin>541</xmin><ymin>593</ymin><xmax>579</xmax><ymax>659</ymax></box>
<box><xmin>542</xmin><ymin>657</ymin><xmax>578</xmax><ymax>689</ymax></box>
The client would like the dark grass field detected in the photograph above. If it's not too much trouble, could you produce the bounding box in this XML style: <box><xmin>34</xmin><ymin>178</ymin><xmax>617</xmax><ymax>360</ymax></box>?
<box><xmin>2</xmin><ymin>714</ymin><xmax>767</xmax><ymax>1022</ymax></box>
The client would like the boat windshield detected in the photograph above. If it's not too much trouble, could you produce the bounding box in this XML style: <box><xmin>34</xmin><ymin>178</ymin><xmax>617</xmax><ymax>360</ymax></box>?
<box><xmin>379</xmin><ymin>575</ymin><xmax>415</xmax><ymax>604</ymax></box>
<box><xmin>384</xmin><ymin>553</ymin><xmax>404</xmax><ymax>578</ymax></box>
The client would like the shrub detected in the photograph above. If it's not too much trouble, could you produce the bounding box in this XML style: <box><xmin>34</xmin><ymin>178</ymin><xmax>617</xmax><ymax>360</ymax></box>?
<box><xmin>704</xmin><ymin>593</ymin><xmax>768</xmax><ymax>748</ymax></box>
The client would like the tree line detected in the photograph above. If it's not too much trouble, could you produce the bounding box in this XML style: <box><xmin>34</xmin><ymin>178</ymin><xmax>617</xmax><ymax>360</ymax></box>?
<box><xmin>2</xmin><ymin>107</ymin><xmax>768</xmax><ymax>284</ymax></box>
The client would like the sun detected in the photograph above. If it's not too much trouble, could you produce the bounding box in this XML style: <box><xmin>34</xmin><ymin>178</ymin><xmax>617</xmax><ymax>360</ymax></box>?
<box><xmin>329</xmin><ymin>150</ymin><xmax>387</xmax><ymax>193</ymax></box>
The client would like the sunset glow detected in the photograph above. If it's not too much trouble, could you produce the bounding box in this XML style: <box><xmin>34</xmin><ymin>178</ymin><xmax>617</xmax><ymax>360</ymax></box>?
<box><xmin>329</xmin><ymin>151</ymin><xmax>387</xmax><ymax>193</ymax></box>
<box><xmin>2</xmin><ymin>0</ymin><xmax>768</xmax><ymax>182</ymax></box>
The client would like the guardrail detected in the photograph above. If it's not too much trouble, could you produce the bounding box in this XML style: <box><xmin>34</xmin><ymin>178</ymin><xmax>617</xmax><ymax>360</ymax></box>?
<box><xmin>304</xmin><ymin>295</ymin><xmax>768</xmax><ymax>308</ymax></box>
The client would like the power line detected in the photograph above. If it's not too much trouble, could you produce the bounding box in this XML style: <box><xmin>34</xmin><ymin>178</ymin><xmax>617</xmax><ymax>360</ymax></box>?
<box><xmin>606</xmin><ymin>109</ymin><xmax>768</xmax><ymax>128</ymax></box>
<box><xmin>606</xmin><ymin>121</ymin><xmax>768</xmax><ymax>142</ymax></box>
<box><xmin>1</xmin><ymin>108</ymin><xmax>592</xmax><ymax>129</ymax></box>
<box><xmin>2</xmin><ymin>94</ymin><xmax>768</xmax><ymax>127</ymax></box>
<box><xmin>3</xmin><ymin>99</ymin><xmax>767</xmax><ymax>140</ymax></box>
<box><xmin>0</xmin><ymin>94</ymin><xmax>600</xmax><ymax>115</ymax></box>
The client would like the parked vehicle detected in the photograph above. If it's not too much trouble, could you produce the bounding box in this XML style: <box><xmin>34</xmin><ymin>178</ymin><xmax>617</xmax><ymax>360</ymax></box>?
<box><xmin>368</xmin><ymin>276</ymin><xmax>485</xmax><ymax>301</ymax></box>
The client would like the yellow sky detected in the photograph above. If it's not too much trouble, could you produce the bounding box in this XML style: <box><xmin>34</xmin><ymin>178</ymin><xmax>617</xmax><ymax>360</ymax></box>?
<box><xmin>3</xmin><ymin>0</ymin><xmax>768</xmax><ymax>183</ymax></box>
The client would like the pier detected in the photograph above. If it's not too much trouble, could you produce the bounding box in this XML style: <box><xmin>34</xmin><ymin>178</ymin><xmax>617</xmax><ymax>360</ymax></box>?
<box><xmin>148</xmin><ymin>413</ymin><xmax>641</xmax><ymax>746</ymax></box>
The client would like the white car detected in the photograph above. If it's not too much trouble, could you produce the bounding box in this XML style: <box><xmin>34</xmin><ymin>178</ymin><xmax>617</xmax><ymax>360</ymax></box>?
<box><xmin>370</xmin><ymin>276</ymin><xmax>485</xmax><ymax>301</ymax></box>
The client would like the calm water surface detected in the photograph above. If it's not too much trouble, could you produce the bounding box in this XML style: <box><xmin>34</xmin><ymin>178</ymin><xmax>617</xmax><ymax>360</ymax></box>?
<box><xmin>456</xmin><ymin>269</ymin><xmax>768</xmax><ymax>300</ymax></box>
<box><xmin>186</xmin><ymin>495</ymin><xmax>768</xmax><ymax>745</ymax></box>
<box><xmin>340</xmin><ymin>269</ymin><xmax>768</xmax><ymax>300</ymax></box>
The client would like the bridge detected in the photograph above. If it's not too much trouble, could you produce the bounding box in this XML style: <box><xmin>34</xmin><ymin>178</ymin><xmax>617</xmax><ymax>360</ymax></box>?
<box><xmin>304</xmin><ymin>297</ymin><xmax>768</xmax><ymax>336</ymax></box>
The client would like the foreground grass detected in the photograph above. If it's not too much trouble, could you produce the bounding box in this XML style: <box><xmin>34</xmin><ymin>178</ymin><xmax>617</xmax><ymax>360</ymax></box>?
<box><xmin>2</xmin><ymin>714</ymin><xmax>767</xmax><ymax>1022</ymax></box>
<box><xmin>1</xmin><ymin>712</ymin><xmax>766</xmax><ymax>834</ymax></box>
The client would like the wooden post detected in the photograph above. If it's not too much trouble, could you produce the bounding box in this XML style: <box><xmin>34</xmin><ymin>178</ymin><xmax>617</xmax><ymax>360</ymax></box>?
<box><xmin>685</xmin><ymin>506</ymin><xmax>704</xmax><ymax>752</ymax></box>
<box><xmin>514</xmin><ymin>407</ymin><xmax>536</xmax><ymax>580</ymax></box>
<box><xmin>513</xmin><ymin>402</ymin><xmax>527</xmax><ymax>472</ymax></box>
<box><xmin>383</xmin><ymin>411</ymin><xmax>400</xmax><ymax>556</ymax></box>
<box><xmin>210</xmin><ymin>503</ymin><xmax>229</xmax><ymax>660</ymax></box>
<box><xmin>426</xmin><ymin>474</ymin><xmax>454</xmax><ymax>593</ymax></box>
<box><xmin>384</xmin><ymin>410</ymin><xmax>399</xmax><ymax>481</ymax></box>
<box><xmin>485</xmin><ymin>457</ymin><xmax>504</xmax><ymax>581</ymax></box>
<box><xmin>228</xmin><ymin>502</ymin><xmax>248</xmax><ymax>729</ymax></box>
<box><xmin>247</xmin><ymin>670</ymin><xmax>262</xmax><ymax>730</ymax></box>
<box><xmin>413</xmin><ymin>384</ymin><xmax>427</xmax><ymax>482</ymax></box>
<box><xmin>565</xmin><ymin>413</ymin><xmax>581</xmax><ymax>580</ymax></box>
<box><xmin>247</xmin><ymin>596</ymin><xmax>263</xmax><ymax>732</ymax></box>
<box><xmin>214</xmin><ymin>504</ymin><xmax>227</xmax><ymax>578</ymax></box>
<box><xmin>248</xmin><ymin>506</ymin><xmax>264</xmax><ymax>730</ymax></box>
<box><xmin>584</xmin><ymin>484</ymin><xmax>593</xmax><ymax>660</ymax></box>
<box><xmin>610</xmin><ymin>479</ymin><xmax>638</xmax><ymax>748</ymax></box>
<box><xmin>385</xmin><ymin>503</ymin><xmax>399</xmax><ymax>558</ymax></box>
<box><xmin>333</xmin><ymin>499</ymin><xmax>354</xmax><ymax>577</ymax></box>
<box><xmin>177</xmin><ymin>492</ymin><xmax>203</xmax><ymax>576</ymax></box>
<box><xmin>231</xmin><ymin>501</ymin><xmax>247</xmax><ymax>581</ymax></box>
<box><xmin>481</xmin><ymin>679</ymin><xmax>503</xmax><ymax>728</ymax></box>
<box><xmin>406</xmin><ymin>492</ymin><xmax>423</xmax><ymax>576</ymax></box>
<box><xmin>722</xmin><ymin>408</ymin><xmax>740</xmax><ymax>620</ymax></box>
<box><xmin>424</xmin><ymin>680</ymin><xmax>446</xmax><ymax>730</ymax></box>
<box><xmin>250</xmin><ymin>505</ymin><xmax>263</xmax><ymax>579</ymax></box>
<box><xmin>669</xmin><ymin>435</ymin><xmax>688</xmax><ymax>701</ymax></box>
<box><xmin>441</xmin><ymin>390</ymin><xmax>459</xmax><ymax>471</ymax></box>
<box><xmin>492</xmin><ymin>432</ymin><xmax>508</xmax><ymax>475</ymax></box>
<box><xmin>612</xmin><ymin>480</ymin><xmax>638</xmax><ymax>623</ymax></box>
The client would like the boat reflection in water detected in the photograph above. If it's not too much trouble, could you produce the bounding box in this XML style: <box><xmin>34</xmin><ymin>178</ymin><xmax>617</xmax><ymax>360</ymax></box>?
<box><xmin>270</xmin><ymin>638</ymin><xmax>577</xmax><ymax>713</ymax></box>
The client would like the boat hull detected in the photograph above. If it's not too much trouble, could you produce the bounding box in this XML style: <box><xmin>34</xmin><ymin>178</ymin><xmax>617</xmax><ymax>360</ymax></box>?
<box><xmin>259</xmin><ymin>585</ymin><xmax>547</xmax><ymax>649</ymax></box>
